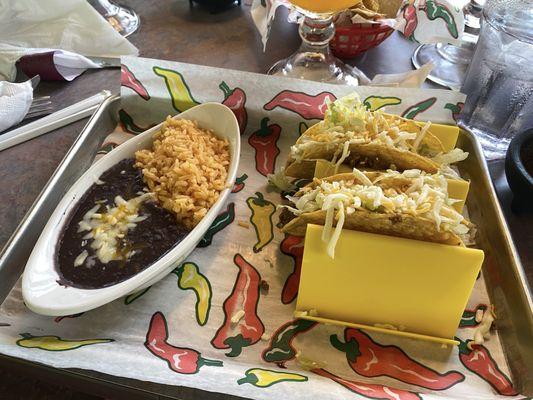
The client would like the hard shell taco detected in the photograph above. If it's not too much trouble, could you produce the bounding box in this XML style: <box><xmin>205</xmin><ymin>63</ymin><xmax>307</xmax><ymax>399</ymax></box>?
<box><xmin>280</xmin><ymin>168</ymin><xmax>474</xmax><ymax>258</ymax></box>
<box><xmin>285</xmin><ymin>94</ymin><xmax>468</xmax><ymax>179</ymax></box>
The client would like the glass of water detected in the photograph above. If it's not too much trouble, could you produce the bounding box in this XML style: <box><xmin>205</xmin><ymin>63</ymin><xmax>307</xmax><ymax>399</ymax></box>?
<box><xmin>460</xmin><ymin>0</ymin><xmax>533</xmax><ymax>159</ymax></box>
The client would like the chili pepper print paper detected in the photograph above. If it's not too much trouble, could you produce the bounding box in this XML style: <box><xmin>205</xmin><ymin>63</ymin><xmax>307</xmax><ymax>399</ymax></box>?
<box><xmin>395</xmin><ymin>0</ymin><xmax>464</xmax><ymax>45</ymax></box>
<box><xmin>0</xmin><ymin>56</ymin><xmax>523</xmax><ymax>400</ymax></box>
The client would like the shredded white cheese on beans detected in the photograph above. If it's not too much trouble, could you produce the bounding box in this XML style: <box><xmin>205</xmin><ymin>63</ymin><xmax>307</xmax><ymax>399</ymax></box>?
<box><xmin>77</xmin><ymin>193</ymin><xmax>153</xmax><ymax>266</ymax></box>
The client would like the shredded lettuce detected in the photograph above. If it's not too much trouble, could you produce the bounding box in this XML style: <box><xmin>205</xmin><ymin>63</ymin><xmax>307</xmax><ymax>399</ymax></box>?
<box><xmin>267</xmin><ymin>168</ymin><xmax>297</xmax><ymax>193</ymax></box>
<box><xmin>323</xmin><ymin>93</ymin><xmax>367</xmax><ymax>131</ymax></box>
<box><xmin>432</xmin><ymin>148</ymin><xmax>469</xmax><ymax>165</ymax></box>
<box><xmin>290</xmin><ymin>93</ymin><xmax>468</xmax><ymax>168</ymax></box>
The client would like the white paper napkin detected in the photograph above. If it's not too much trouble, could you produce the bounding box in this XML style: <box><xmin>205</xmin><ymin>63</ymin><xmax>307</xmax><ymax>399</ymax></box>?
<box><xmin>0</xmin><ymin>80</ymin><xmax>33</xmax><ymax>133</ymax></box>
<box><xmin>0</xmin><ymin>0</ymin><xmax>139</xmax><ymax>81</ymax></box>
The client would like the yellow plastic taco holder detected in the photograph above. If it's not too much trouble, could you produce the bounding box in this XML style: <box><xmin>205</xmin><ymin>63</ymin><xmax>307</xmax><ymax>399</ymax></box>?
<box><xmin>294</xmin><ymin>122</ymin><xmax>484</xmax><ymax>346</ymax></box>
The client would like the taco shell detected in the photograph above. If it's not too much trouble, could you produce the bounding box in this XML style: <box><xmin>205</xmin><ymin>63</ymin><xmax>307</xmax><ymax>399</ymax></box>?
<box><xmin>281</xmin><ymin>172</ymin><xmax>469</xmax><ymax>246</ymax></box>
<box><xmin>282</xmin><ymin>209</ymin><xmax>464</xmax><ymax>246</ymax></box>
<box><xmin>286</xmin><ymin>118</ymin><xmax>447</xmax><ymax>179</ymax></box>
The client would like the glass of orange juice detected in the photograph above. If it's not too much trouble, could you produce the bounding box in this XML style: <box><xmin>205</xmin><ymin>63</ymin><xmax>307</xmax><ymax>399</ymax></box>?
<box><xmin>268</xmin><ymin>0</ymin><xmax>364</xmax><ymax>85</ymax></box>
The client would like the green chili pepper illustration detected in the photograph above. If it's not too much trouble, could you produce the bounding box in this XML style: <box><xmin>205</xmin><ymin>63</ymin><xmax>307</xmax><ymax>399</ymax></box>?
<box><xmin>247</xmin><ymin>192</ymin><xmax>276</xmax><ymax>253</ymax></box>
<box><xmin>198</xmin><ymin>203</ymin><xmax>235</xmax><ymax>247</ymax></box>
<box><xmin>174</xmin><ymin>262</ymin><xmax>212</xmax><ymax>326</ymax></box>
<box><xmin>153</xmin><ymin>66</ymin><xmax>200</xmax><ymax>112</ymax></box>
<box><xmin>423</xmin><ymin>0</ymin><xmax>459</xmax><ymax>39</ymax></box>
<box><xmin>363</xmin><ymin>96</ymin><xmax>402</xmax><ymax>112</ymax></box>
<box><xmin>124</xmin><ymin>287</ymin><xmax>151</xmax><ymax>305</ymax></box>
<box><xmin>17</xmin><ymin>333</ymin><xmax>113</xmax><ymax>351</ymax></box>
<box><xmin>237</xmin><ymin>368</ymin><xmax>308</xmax><ymax>387</ymax></box>
<box><xmin>401</xmin><ymin>97</ymin><xmax>437</xmax><ymax>119</ymax></box>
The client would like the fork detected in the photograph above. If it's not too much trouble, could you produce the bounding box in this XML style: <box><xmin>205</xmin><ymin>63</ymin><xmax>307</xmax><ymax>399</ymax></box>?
<box><xmin>24</xmin><ymin>96</ymin><xmax>54</xmax><ymax>121</ymax></box>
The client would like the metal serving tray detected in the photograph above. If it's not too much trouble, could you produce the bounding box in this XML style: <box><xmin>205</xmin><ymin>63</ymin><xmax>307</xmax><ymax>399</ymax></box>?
<box><xmin>0</xmin><ymin>94</ymin><xmax>531</xmax><ymax>396</ymax></box>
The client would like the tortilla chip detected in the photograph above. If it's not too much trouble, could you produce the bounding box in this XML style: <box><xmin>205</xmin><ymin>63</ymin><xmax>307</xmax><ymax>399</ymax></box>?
<box><xmin>376</xmin><ymin>0</ymin><xmax>403</xmax><ymax>18</ymax></box>
<box><xmin>362</xmin><ymin>0</ymin><xmax>380</xmax><ymax>12</ymax></box>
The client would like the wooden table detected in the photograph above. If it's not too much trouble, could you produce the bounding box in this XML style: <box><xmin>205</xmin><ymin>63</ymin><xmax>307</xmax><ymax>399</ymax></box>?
<box><xmin>0</xmin><ymin>0</ymin><xmax>531</xmax><ymax>398</ymax></box>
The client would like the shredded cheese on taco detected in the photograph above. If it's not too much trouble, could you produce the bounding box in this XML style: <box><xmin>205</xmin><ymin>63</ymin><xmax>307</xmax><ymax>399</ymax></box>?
<box><xmin>334</xmin><ymin>141</ymin><xmax>351</xmax><ymax>174</ymax></box>
<box><xmin>285</xmin><ymin>168</ymin><xmax>470</xmax><ymax>258</ymax></box>
<box><xmin>290</xmin><ymin>94</ymin><xmax>467</xmax><ymax>166</ymax></box>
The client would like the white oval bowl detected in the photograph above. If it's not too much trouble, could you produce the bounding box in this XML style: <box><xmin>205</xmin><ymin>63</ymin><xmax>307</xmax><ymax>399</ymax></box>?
<box><xmin>22</xmin><ymin>102</ymin><xmax>240</xmax><ymax>316</ymax></box>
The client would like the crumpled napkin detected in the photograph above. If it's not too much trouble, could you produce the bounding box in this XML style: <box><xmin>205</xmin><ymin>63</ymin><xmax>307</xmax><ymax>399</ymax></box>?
<box><xmin>0</xmin><ymin>80</ymin><xmax>33</xmax><ymax>133</ymax></box>
<box><xmin>0</xmin><ymin>0</ymin><xmax>139</xmax><ymax>81</ymax></box>
<box><xmin>369</xmin><ymin>62</ymin><xmax>434</xmax><ymax>87</ymax></box>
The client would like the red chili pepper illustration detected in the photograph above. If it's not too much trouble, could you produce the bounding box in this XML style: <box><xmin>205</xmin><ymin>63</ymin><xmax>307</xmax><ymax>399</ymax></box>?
<box><xmin>421</xmin><ymin>0</ymin><xmax>459</xmax><ymax>39</ymax></box>
<box><xmin>401</xmin><ymin>2</ymin><xmax>418</xmax><ymax>39</ymax></box>
<box><xmin>232</xmin><ymin>174</ymin><xmax>248</xmax><ymax>193</ymax></box>
<box><xmin>219</xmin><ymin>81</ymin><xmax>248</xmax><ymax>134</ymax></box>
<box><xmin>313</xmin><ymin>368</ymin><xmax>422</xmax><ymax>400</ymax></box>
<box><xmin>121</xmin><ymin>65</ymin><xmax>150</xmax><ymax>100</ymax></box>
<box><xmin>248</xmin><ymin>117</ymin><xmax>281</xmax><ymax>177</ymax></box>
<box><xmin>459</xmin><ymin>304</ymin><xmax>488</xmax><ymax>328</ymax></box>
<box><xmin>211</xmin><ymin>254</ymin><xmax>265</xmax><ymax>357</ymax></box>
<box><xmin>118</xmin><ymin>109</ymin><xmax>153</xmax><ymax>134</ymax></box>
<box><xmin>198</xmin><ymin>202</ymin><xmax>235</xmax><ymax>247</ymax></box>
<box><xmin>444</xmin><ymin>102</ymin><xmax>464</xmax><ymax>122</ymax></box>
<box><xmin>264</xmin><ymin>90</ymin><xmax>337</xmax><ymax>120</ymax></box>
<box><xmin>280</xmin><ymin>235</ymin><xmax>304</xmax><ymax>304</ymax></box>
<box><xmin>456</xmin><ymin>337</ymin><xmax>517</xmax><ymax>396</ymax></box>
<box><xmin>331</xmin><ymin>329</ymin><xmax>465</xmax><ymax>390</ymax></box>
<box><xmin>262</xmin><ymin>319</ymin><xmax>317</xmax><ymax>367</ymax></box>
<box><xmin>401</xmin><ymin>97</ymin><xmax>437</xmax><ymax>120</ymax></box>
<box><xmin>53</xmin><ymin>313</ymin><xmax>84</xmax><ymax>323</ymax></box>
<box><xmin>145</xmin><ymin>311</ymin><xmax>222</xmax><ymax>374</ymax></box>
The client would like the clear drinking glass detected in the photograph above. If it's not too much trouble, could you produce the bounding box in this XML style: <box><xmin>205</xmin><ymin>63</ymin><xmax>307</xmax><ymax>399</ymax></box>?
<box><xmin>460</xmin><ymin>0</ymin><xmax>533</xmax><ymax>159</ymax></box>
<box><xmin>89</xmin><ymin>0</ymin><xmax>140</xmax><ymax>37</ymax></box>
<box><xmin>267</xmin><ymin>0</ymin><xmax>364</xmax><ymax>86</ymax></box>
